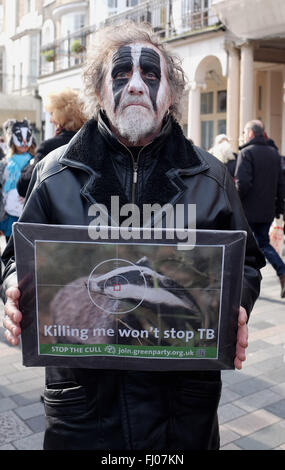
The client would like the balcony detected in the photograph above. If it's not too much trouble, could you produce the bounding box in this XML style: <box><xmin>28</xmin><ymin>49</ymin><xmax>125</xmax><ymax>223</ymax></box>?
<box><xmin>40</xmin><ymin>25</ymin><xmax>95</xmax><ymax>77</ymax></box>
<box><xmin>104</xmin><ymin>0</ymin><xmax>220</xmax><ymax>39</ymax></box>
<box><xmin>39</xmin><ymin>0</ymin><xmax>220</xmax><ymax>77</ymax></box>
<box><xmin>212</xmin><ymin>0</ymin><xmax>285</xmax><ymax>41</ymax></box>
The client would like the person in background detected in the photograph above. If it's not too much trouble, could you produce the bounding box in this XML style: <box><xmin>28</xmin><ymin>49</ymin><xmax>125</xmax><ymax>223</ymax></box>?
<box><xmin>209</xmin><ymin>134</ymin><xmax>237</xmax><ymax>178</ymax></box>
<box><xmin>263</xmin><ymin>128</ymin><xmax>285</xmax><ymax>236</ymax></box>
<box><xmin>0</xmin><ymin>119</ymin><xmax>36</xmax><ymax>241</ymax></box>
<box><xmin>235</xmin><ymin>120</ymin><xmax>285</xmax><ymax>298</ymax></box>
<box><xmin>0</xmin><ymin>137</ymin><xmax>7</xmax><ymax>160</ymax></box>
<box><xmin>17</xmin><ymin>87</ymin><xmax>86</xmax><ymax>198</ymax></box>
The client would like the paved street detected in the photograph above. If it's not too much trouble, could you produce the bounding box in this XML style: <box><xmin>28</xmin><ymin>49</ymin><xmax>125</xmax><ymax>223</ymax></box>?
<box><xmin>0</xmin><ymin>249</ymin><xmax>284</xmax><ymax>450</ymax></box>
<box><xmin>219</xmin><ymin>259</ymin><xmax>285</xmax><ymax>450</ymax></box>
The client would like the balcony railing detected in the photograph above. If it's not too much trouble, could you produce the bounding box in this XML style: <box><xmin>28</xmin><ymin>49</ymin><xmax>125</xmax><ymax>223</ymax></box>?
<box><xmin>40</xmin><ymin>25</ymin><xmax>95</xmax><ymax>77</ymax></box>
<box><xmin>39</xmin><ymin>0</ymin><xmax>220</xmax><ymax>77</ymax></box>
<box><xmin>104</xmin><ymin>0</ymin><xmax>219</xmax><ymax>38</ymax></box>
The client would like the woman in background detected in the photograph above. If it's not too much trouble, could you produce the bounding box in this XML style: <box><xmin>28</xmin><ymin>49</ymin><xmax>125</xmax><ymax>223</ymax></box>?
<box><xmin>17</xmin><ymin>87</ymin><xmax>86</xmax><ymax>197</ymax></box>
<box><xmin>209</xmin><ymin>134</ymin><xmax>237</xmax><ymax>178</ymax></box>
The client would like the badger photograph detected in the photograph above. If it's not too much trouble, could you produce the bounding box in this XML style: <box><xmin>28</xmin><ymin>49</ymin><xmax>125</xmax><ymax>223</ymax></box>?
<box><xmin>35</xmin><ymin>241</ymin><xmax>223</xmax><ymax>351</ymax></box>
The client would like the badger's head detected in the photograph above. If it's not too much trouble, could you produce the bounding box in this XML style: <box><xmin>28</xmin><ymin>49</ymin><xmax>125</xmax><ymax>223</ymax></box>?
<box><xmin>87</xmin><ymin>256</ymin><xmax>199</xmax><ymax>314</ymax></box>
<box><xmin>88</xmin><ymin>257</ymin><xmax>153</xmax><ymax>301</ymax></box>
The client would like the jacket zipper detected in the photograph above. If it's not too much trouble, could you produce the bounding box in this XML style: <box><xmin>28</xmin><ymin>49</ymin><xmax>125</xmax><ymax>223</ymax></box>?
<box><xmin>119</xmin><ymin>142</ymin><xmax>151</xmax><ymax>203</ymax></box>
<box><xmin>132</xmin><ymin>160</ymin><xmax>138</xmax><ymax>203</ymax></box>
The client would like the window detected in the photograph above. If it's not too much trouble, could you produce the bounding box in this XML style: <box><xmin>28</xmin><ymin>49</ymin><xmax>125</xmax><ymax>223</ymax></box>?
<box><xmin>0</xmin><ymin>52</ymin><xmax>3</xmax><ymax>92</ymax></box>
<box><xmin>108</xmin><ymin>0</ymin><xmax>117</xmax><ymax>7</ymax></box>
<box><xmin>201</xmin><ymin>121</ymin><xmax>213</xmax><ymax>150</ymax></box>
<box><xmin>30</xmin><ymin>35</ymin><xmax>38</xmax><ymax>83</ymax></box>
<box><xmin>42</xmin><ymin>20</ymin><xmax>55</xmax><ymax>46</ymax></box>
<box><xmin>126</xmin><ymin>0</ymin><xmax>138</xmax><ymax>7</ymax></box>
<box><xmin>0</xmin><ymin>5</ymin><xmax>3</xmax><ymax>32</ymax></box>
<box><xmin>19</xmin><ymin>63</ymin><xmax>23</xmax><ymax>92</ymax></box>
<box><xmin>182</xmin><ymin>0</ymin><xmax>191</xmax><ymax>15</ymax></box>
<box><xmin>217</xmin><ymin>90</ymin><xmax>226</xmax><ymax>113</ymax></box>
<box><xmin>12</xmin><ymin>65</ymin><xmax>16</xmax><ymax>91</ymax></box>
<box><xmin>218</xmin><ymin>119</ymin><xmax>226</xmax><ymax>135</ymax></box>
<box><xmin>193</xmin><ymin>0</ymin><xmax>202</xmax><ymax>11</ymax></box>
<box><xmin>258</xmin><ymin>85</ymin><xmax>262</xmax><ymax>111</ymax></box>
<box><xmin>61</xmin><ymin>13</ymin><xmax>86</xmax><ymax>36</ymax></box>
<box><xmin>200</xmin><ymin>87</ymin><xmax>226</xmax><ymax>150</ymax></box>
<box><xmin>201</xmin><ymin>92</ymin><xmax>213</xmax><ymax>114</ymax></box>
<box><xmin>60</xmin><ymin>13</ymin><xmax>86</xmax><ymax>70</ymax></box>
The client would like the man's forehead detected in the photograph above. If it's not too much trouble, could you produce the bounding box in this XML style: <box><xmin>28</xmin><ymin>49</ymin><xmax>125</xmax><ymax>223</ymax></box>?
<box><xmin>111</xmin><ymin>43</ymin><xmax>162</xmax><ymax>63</ymax></box>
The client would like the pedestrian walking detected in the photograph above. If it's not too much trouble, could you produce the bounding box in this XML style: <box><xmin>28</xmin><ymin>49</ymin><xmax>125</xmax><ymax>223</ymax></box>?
<box><xmin>235</xmin><ymin>120</ymin><xmax>285</xmax><ymax>298</ymax></box>
<box><xmin>2</xmin><ymin>21</ymin><xmax>265</xmax><ymax>450</ymax></box>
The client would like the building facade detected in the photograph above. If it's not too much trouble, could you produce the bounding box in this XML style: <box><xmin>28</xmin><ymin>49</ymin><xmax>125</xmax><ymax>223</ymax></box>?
<box><xmin>0</xmin><ymin>0</ymin><xmax>42</xmax><ymax>139</ymax></box>
<box><xmin>212</xmin><ymin>0</ymin><xmax>285</xmax><ymax>152</ymax></box>
<box><xmin>0</xmin><ymin>0</ymin><xmax>284</xmax><ymax>154</ymax></box>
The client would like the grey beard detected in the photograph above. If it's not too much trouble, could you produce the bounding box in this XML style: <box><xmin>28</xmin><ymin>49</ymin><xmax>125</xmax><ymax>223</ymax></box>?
<box><xmin>115</xmin><ymin>107</ymin><xmax>156</xmax><ymax>145</ymax></box>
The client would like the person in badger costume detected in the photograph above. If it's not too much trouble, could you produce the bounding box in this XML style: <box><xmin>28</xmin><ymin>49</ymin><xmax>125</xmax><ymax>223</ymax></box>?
<box><xmin>0</xmin><ymin>119</ymin><xmax>36</xmax><ymax>240</ymax></box>
<box><xmin>2</xmin><ymin>22</ymin><xmax>265</xmax><ymax>450</ymax></box>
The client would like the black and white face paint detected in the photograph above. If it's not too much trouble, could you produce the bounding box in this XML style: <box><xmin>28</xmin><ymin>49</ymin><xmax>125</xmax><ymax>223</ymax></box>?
<box><xmin>102</xmin><ymin>42</ymin><xmax>171</xmax><ymax>145</ymax></box>
<box><xmin>11</xmin><ymin>121</ymin><xmax>33</xmax><ymax>148</ymax></box>
<box><xmin>111</xmin><ymin>45</ymin><xmax>161</xmax><ymax>112</ymax></box>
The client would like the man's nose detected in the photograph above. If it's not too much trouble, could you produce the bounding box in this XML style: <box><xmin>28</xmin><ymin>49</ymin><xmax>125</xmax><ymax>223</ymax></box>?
<box><xmin>127</xmin><ymin>71</ymin><xmax>145</xmax><ymax>95</ymax></box>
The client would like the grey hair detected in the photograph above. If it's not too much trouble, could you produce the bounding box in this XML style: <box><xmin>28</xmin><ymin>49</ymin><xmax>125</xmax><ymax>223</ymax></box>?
<box><xmin>245</xmin><ymin>120</ymin><xmax>264</xmax><ymax>137</ymax></box>
<box><xmin>82</xmin><ymin>21</ymin><xmax>187</xmax><ymax>121</ymax></box>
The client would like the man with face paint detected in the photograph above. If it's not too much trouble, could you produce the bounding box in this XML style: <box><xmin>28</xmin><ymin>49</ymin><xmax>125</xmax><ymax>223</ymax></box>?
<box><xmin>2</xmin><ymin>22</ymin><xmax>265</xmax><ymax>450</ymax></box>
<box><xmin>102</xmin><ymin>43</ymin><xmax>170</xmax><ymax>147</ymax></box>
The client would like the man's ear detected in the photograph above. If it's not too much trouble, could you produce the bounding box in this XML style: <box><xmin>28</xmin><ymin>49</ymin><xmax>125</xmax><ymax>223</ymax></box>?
<box><xmin>248</xmin><ymin>129</ymin><xmax>254</xmax><ymax>140</ymax></box>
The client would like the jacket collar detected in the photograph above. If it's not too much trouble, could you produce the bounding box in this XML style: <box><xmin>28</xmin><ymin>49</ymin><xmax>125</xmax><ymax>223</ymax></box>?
<box><xmin>59</xmin><ymin>115</ymin><xmax>208</xmax><ymax>173</ymax></box>
<box><xmin>239</xmin><ymin>135</ymin><xmax>267</xmax><ymax>150</ymax></box>
<box><xmin>58</xmin><ymin>115</ymin><xmax>209</xmax><ymax>217</ymax></box>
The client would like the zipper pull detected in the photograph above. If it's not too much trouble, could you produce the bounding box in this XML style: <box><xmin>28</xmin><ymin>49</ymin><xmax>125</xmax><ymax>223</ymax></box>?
<box><xmin>133</xmin><ymin>165</ymin><xmax>138</xmax><ymax>184</ymax></box>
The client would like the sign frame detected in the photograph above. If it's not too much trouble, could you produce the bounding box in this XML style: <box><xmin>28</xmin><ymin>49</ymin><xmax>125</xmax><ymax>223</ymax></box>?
<box><xmin>13</xmin><ymin>223</ymin><xmax>247</xmax><ymax>371</ymax></box>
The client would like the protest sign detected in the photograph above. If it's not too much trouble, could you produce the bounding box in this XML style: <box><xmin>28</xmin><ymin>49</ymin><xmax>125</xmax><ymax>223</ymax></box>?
<box><xmin>13</xmin><ymin>223</ymin><xmax>246</xmax><ymax>370</ymax></box>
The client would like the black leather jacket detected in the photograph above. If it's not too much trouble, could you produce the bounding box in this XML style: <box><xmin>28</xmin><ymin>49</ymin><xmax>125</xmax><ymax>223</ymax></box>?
<box><xmin>1</xmin><ymin>115</ymin><xmax>265</xmax><ymax>450</ymax></box>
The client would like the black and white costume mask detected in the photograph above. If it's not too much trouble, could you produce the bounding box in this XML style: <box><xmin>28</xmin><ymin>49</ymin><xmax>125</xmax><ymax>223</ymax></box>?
<box><xmin>101</xmin><ymin>42</ymin><xmax>172</xmax><ymax>145</ymax></box>
<box><xmin>12</xmin><ymin>120</ymin><xmax>33</xmax><ymax>148</ymax></box>
<box><xmin>4</xmin><ymin>119</ymin><xmax>33</xmax><ymax>149</ymax></box>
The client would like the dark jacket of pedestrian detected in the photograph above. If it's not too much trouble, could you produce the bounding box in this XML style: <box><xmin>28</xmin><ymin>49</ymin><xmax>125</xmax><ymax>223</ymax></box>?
<box><xmin>235</xmin><ymin>135</ymin><xmax>284</xmax><ymax>223</ymax></box>
<box><xmin>2</xmin><ymin>115</ymin><xmax>265</xmax><ymax>451</ymax></box>
<box><xmin>17</xmin><ymin>87</ymin><xmax>86</xmax><ymax>198</ymax></box>
<box><xmin>226</xmin><ymin>157</ymin><xmax>237</xmax><ymax>178</ymax></box>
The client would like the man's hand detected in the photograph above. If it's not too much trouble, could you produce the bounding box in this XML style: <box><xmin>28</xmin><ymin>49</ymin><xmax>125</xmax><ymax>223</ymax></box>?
<box><xmin>234</xmin><ymin>306</ymin><xmax>248</xmax><ymax>370</ymax></box>
<box><xmin>3</xmin><ymin>287</ymin><xmax>22</xmax><ymax>346</ymax></box>
<box><xmin>2</xmin><ymin>287</ymin><xmax>250</xmax><ymax>365</ymax></box>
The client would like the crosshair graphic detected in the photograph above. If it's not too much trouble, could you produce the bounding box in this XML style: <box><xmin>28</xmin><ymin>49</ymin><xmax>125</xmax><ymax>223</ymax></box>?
<box><xmin>87</xmin><ymin>258</ymin><xmax>147</xmax><ymax>314</ymax></box>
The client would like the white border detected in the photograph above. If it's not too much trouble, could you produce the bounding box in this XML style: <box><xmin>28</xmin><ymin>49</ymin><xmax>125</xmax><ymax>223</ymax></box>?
<box><xmin>34</xmin><ymin>239</ymin><xmax>225</xmax><ymax>360</ymax></box>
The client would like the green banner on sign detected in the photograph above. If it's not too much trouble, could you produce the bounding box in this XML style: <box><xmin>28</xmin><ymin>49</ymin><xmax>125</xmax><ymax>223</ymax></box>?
<box><xmin>40</xmin><ymin>343</ymin><xmax>217</xmax><ymax>359</ymax></box>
